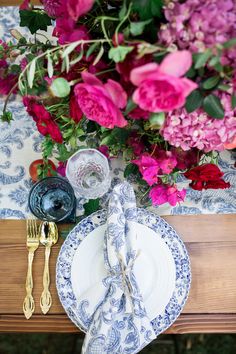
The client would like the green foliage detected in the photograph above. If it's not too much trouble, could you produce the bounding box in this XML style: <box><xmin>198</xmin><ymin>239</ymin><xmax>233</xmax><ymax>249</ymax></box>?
<box><xmin>124</xmin><ymin>163</ymin><xmax>139</xmax><ymax>178</ymax></box>
<box><xmin>193</xmin><ymin>49</ymin><xmax>212</xmax><ymax>69</ymax></box>
<box><xmin>130</xmin><ymin>19</ymin><xmax>152</xmax><ymax>36</ymax></box>
<box><xmin>108</xmin><ymin>46</ymin><xmax>134</xmax><ymax>63</ymax></box>
<box><xmin>0</xmin><ymin>111</ymin><xmax>13</xmax><ymax>123</ymax></box>
<box><xmin>132</xmin><ymin>0</ymin><xmax>163</xmax><ymax>20</ymax></box>
<box><xmin>185</xmin><ymin>90</ymin><xmax>203</xmax><ymax>113</ymax></box>
<box><xmin>20</xmin><ymin>10</ymin><xmax>52</xmax><ymax>34</ymax></box>
<box><xmin>202</xmin><ymin>76</ymin><xmax>220</xmax><ymax>90</ymax></box>
<box><xmin>203</xmin><ymin>94</ymin><xmax>225</xmax><ymax>119</ymax></box>
<box><xmin>83</xmin><ymin>198</ymin><xmax>100</xmax><ymax>216</ymax></box>
<box><xmin>231</xmin><ymin>94</ymin><xmax>236</xmax><ymax>109</ymax></box>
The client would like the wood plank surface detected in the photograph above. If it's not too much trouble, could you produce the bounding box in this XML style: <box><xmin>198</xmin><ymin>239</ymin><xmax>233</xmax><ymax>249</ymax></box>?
<box><xmin>0</xmin><ymin>215</ymin><xmax>236</xmax><ymax>333</ymax></box>
<box><xmin>0</xmin><ymin>0</ymin><xmax>40</xmax><ymax>5</ymax></box>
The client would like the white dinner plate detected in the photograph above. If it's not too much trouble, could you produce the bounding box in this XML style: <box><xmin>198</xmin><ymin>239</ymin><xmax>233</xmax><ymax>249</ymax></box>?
<box><xmin>56</xmin><ymin>208</ymin><xmax>191</xmax><ymax>336</ymax></box>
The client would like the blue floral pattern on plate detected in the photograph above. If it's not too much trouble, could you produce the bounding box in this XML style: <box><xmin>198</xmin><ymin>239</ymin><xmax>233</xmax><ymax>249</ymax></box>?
<box><xmin>56</xmin><ymin>208</ymin><xmax>191</xmax><ymax>338</ymax></box>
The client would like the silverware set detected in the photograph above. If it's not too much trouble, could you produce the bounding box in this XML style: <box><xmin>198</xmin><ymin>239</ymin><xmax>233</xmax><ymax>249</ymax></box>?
<box><xmin>23</xmin><ymin>219</ymin><xmax>59</xmax><ymax>319</ymax></box>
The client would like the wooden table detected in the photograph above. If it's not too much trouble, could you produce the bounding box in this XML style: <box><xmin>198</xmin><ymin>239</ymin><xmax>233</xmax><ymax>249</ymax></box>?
<box><xmin>0</xmin><ymin>215</ymin><xmax>236</xmax><ymax>333</ymax></box>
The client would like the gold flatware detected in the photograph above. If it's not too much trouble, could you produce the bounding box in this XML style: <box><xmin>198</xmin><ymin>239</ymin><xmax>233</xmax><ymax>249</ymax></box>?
<box><xmin>39</xmin><ymin>221</ymin><xmax>58</xmax><ymax>314</ymax></box>
<box><xmin>23</xmin><ymin>219</ymin><xmax>39</xmax><ymax>319</ymax></box>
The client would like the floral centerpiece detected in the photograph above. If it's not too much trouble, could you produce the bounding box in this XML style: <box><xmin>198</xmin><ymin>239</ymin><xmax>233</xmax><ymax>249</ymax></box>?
<box><xmin>1</xmin><ymin>0</ymin><xmax>236</xmax><ymax>207</ymax></box>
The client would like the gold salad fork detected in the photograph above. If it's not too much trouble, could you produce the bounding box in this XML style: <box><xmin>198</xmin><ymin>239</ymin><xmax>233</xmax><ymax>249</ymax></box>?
<box><xmin>23</xmin><ymin>219</ymin><xmax>39</xmax><ymax>319</ymax></box>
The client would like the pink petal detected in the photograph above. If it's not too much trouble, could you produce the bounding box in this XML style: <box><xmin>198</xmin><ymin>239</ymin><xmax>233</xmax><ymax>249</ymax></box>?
<box><xmin>181</xmin><ymin>78</ymin><xmax>198</xmax><ymax>97</ymax></box>
<box><xmin>67</xmin><ymin>0</ymin><xmax>94</xmax><ymax>21</ymax></box>
<box><xmin>81</xmin><ymin>71</ymin><xmax>103</xmax><ymax>86</ymax></box>
<box><xmin>159</xmin><ymin>50</ymin><xmax>192</xmax><ymax>77</ymax></box>
<box><xmin>104</xmin><ymin>79</ymin><xmax>127</xmax><ymax>109</ymax></box>
<box><xmin>130</xmin><ymin>63</ymin><xmax>159</xmax><ymax>86</ymax></box>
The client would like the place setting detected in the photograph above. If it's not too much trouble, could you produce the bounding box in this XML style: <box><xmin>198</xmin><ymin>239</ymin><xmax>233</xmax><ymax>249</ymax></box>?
<box><xmin>23</xmin><ymin>147</ymin><xmax>191</xmax><ymax>353</ymax></box>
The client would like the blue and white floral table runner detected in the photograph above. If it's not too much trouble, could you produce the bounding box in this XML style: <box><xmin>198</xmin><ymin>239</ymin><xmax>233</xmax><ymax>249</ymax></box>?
<box><xmin>0</xmin><ymin>7</ymin><xmax>236</xmax><ymax>219</ymax></box>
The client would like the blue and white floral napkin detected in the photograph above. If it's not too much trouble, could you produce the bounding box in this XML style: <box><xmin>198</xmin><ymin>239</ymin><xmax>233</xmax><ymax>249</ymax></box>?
<box><xmin>82</xmin><ymin>182</ymin><xmax>156</xmax><ymax>354</ymax></box>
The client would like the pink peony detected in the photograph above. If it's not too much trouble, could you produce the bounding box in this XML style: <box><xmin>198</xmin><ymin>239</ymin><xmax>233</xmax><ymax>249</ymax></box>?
<box><xmin>53</xmin><ymin>19</ymin><xmax>89</xmax><ymax>45</ymax></box>
<box><xmin>149</xmin><ymin>184</ymin><xmax>186</xmax><ymax>206</ymax></box>
<box><xmin>161</xmin><ymin>92</ymin><xmax>236</xmax><ymax>152</ymax></box>
<box><xmin>133</xmin><ymin>154</ymin><xmax>159</xmax><ymax>186</ymax></box>
<box><xmin>130</xmin><ymin>51</ymin><xmax>197</xmax><ymax>112</ymax></box>
<box><xmin>74</xmin><ymin>72</ymin><xmax>127</xmax><ymax>129</ymax></box>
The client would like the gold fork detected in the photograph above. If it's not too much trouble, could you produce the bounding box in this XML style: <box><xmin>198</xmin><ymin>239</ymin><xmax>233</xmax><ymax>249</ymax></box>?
<box><xmin>23</xmin><ymin>219</ymin><xmax>39</xmax><ymax>319</ymax></box>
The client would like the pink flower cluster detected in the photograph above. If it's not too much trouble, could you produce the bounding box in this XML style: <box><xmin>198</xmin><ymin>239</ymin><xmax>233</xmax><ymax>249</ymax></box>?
<box><xmin>159</xmin><ymin>0</ymin><xmax>236</xmax><ymax>64</ymax></box>
<box><xmin>161</xmin><ymin>93</ymin><xmax>236</xmax><ymax>152</ymax></box>
<box><xmin>149</xmin><ymin>184</ymin><xmax>186</xmax><ymax>207</ymax></box>
<box><xmin>0</xmin><ymin>59</ymin><xmax>18</xmax><ymax>95</ymax></box>
<box><xmin>133</xmin><ymin>151</ymin><xmax>177</xmax><ymax>186</ymax></box>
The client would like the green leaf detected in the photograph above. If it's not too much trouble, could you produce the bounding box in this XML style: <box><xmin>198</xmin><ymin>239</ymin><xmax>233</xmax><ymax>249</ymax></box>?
<box><xmin>223</xmin><ymin>38</ymin><xmax>236</xmax><ymax>49</ymax></box>
<box><xmin>208</xmin><ymin>56</ymin><xmax>220</xmax><ymax>67</ymax></box>
<box><xmin>130</xmin><ymin>19</ymin><xmax>152</xmax><ymax>36</ymax></box>
<box><xmin>70</xmin><ymin>50</ymin><xmax>84</xmax><ymax>66</ymax></box>
<box><xmin>93</xmin><ymin>45</ymin><xmax>104</xmax><ymax>66</ymax></box>
<box><xmin>132</xmin><ymin>0</ymin><xmax>163</xmax><ymax>20</ymax></box>
<box><xmin>194</xmin><ymin>49</ymin><xmax>212</xmax><ymax>69</ymax></box>
<box><xmin>108</xmin><ymin>46</ymin><xmax>134</xmax><ymax>63</ymax></box>
<box><xmin>86</xmin><ymin>42</ymin><xmax>100</xmax><ymax>59</ymax></box>
<box><xmin>62</xmin><ymin>41</ymin><xmax>80</xmax><ymax>58</ymax></box>
<box><xmin>185</xmin><ymin>90</ymin><xmax>203</xmax><ymax>113</ymax></box>
<box><xmin>27</xmin><ymin>58</ymin><xmax>36</xmax><ymax>89</ymax></box>
<box><xmin>202</xmin><ymin>76</ymin><xmax>220</xmax><ymax>90</ymax></box>
<box><xmin>124</xmin><ymin>163</ymin><xmax>139</xmax><ymax>178</ymax></box>
<box><xmin>19</xmin><ymin>10</ymin><xmax>51</xmax><ymax>34</ymax></box>
<box><xmin>185</xmin><ymin>66</ymin><xmax>196</xmax><ymax>79</ymax></box>
<box><xmin>84</xmin><ymin>198</ymin><xmax>100</xmax><ymax>216</ymax></box>
<box><xmin>231</xmin><ymin>94</ymin><xmax>236</xmax><ymax>109</ymax></box>
<box><xmin>125</xmin><ymin>99</ymin><xmax>137</xmax><ymax>115</ymax></box>
<box><xmin>218</xmin><ymin>84</ymin><xmax>230</xmax><ymax>92</ymax></box>
<box><xmin>203</xmin><ymin>94</ymin><xmax>225</xmax><ymax>119</ymax></box>
<box><xmin>47</xmin><ymin>51</ymin><xmax>54</xmax><ymax>78</ymax></box>
<box><xmin>119</xmin><ymin>0</ymin><xmax>127</xmax><ymax>20</ymax></box>
<box><xmin>0</xmin><ymin>111</ymin><xmax>13</xmax><ymax>123</ymax></box>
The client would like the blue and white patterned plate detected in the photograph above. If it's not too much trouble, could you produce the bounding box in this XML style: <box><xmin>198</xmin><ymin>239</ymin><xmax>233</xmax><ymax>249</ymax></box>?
<box><xmin>56</xmin><ymin>208</ymin><xmax>191</xmax><ymax>336</ymax></box>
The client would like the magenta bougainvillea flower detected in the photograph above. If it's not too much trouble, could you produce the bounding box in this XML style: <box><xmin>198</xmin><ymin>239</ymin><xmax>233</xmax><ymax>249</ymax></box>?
<box><xmin>149</xmin><ymin>184</ymin><xmax>186</xmax><ymax>206</ymax></box>
<box><xmin>41</xmin><ymin>0</ymin><xmax>94</xmax><ymax>20</ymax></box>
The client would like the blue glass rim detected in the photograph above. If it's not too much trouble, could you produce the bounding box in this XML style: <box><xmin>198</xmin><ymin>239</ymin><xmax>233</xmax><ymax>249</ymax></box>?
<box><xmin>28</xmin><ymin>176</ymin><xmax>76</xmax><ymax>222</ymax></box>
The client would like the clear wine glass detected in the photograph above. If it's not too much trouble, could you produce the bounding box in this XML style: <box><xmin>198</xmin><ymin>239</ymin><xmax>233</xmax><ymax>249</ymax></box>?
<box><xmin>66</xmin><ymin>148</ymin><xmax>111</xmax><ymax>199</ymax></box>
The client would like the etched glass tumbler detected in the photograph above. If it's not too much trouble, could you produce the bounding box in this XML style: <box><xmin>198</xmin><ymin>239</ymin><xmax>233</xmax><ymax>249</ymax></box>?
<box><xmin>66</xmin><ymin>148</ymin><xmax>111</xmax><ymax>199</ymax></box>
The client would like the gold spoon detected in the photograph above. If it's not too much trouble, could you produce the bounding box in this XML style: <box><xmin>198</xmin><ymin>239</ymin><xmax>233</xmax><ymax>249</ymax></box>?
<box><xmin>39</xmin><ymin>221</ymin><xmax>58</xmax><ymax>314</ymax></box>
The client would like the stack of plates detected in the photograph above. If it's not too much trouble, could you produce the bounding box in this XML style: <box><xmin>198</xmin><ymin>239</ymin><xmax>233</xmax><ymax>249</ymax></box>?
<box><xmin>56</xmin><ymin>208</ymin><xmax>191</xmax><ymax>336</ymax></box>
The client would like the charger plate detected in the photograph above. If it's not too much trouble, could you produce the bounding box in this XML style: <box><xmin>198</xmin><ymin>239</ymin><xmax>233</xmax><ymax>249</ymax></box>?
<box><xmin>56</xmin><ymin>208</ymin><xmax>191</xmax><ymax>335</ymax></box>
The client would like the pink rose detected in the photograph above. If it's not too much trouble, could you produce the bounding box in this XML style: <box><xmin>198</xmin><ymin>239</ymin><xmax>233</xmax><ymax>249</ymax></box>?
<box><xmin>130</xmin><ymin>50</ymin><xmax>197</xmax><ymax>112</ymax></box>
<box><xmin>149</xmin><ymin>184</ymin><xmax>186</xmax><ymax>206</ymax></box>
<box><xmin>74</xmin><ymin>72</ymin><xmax>127</xmax><ymax>129</ymax></box>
